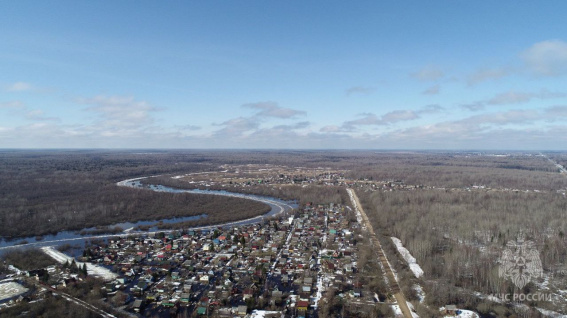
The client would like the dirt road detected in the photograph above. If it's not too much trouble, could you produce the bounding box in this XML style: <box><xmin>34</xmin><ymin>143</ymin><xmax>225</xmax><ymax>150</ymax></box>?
<box><xmin>347</xmin><ymin>188</ymin><xmax>414</xmax><ymax>318</ymax></box>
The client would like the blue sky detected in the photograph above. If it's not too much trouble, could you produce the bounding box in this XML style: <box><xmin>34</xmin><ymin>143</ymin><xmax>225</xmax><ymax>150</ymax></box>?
<box><xmin>2</xmin><ymin>1</ymin><xmax>567</xmax><ymax>149</ymax></box>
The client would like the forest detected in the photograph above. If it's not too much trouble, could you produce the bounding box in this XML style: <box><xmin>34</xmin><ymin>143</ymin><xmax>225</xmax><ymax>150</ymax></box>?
<box><xmin>3</xmin><ymin>150</ymin><xmax>565</xmax><ymax>239</ymax></box>
<box><xmin>2</xmin><ymin>149</ymin><xmax>567</xmax><ymax>316</ymax></box>
<box><xmin>355</xmin><ymin>176</ymin><xmax>567</xmax><ymax>314</ymax></box>
<box><xmin>0</xmin><ymin>150</ymin><xmax>271</xmax><ymax>239</ymax></box>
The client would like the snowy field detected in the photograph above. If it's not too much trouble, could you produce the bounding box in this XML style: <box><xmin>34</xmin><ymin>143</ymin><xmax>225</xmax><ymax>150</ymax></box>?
<box><xmin>0</xmin><ymin>281</ymin><xmax>28</xmax><ymax>301</ymax></box>
<box><xmin>41</xmin><ymin>247</ymin><xmax>117</xmax><ymax>281</ymax></box>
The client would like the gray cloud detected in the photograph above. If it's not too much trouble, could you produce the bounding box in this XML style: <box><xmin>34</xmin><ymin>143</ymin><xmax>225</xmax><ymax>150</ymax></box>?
<box><xmin>422</xmin><ymin>85</ymin><xmax>440</xmax><ymax>95</ymax></box>
<box><xmin>411</xmin><ymin>65</ymin><xmax>444</xmax><ymax>81</ymax></box>
<box><xmin>418</xmin><ymin>104</ymin><xmax>444</xmax><ymax>114</ymax></box>
<box><xmin>319</xmin><ymin>125</ymin><xmax>344</xmax><ymax>133</ymax></box>
<box><xmin>467</xmin><ymin>67</ymin><xmax>513</xmax><ymax>86</ymax></box>
<box><xmin>461</xmin><ymin>102</ymin><xmax>485</xmax><ymax>112</ymax></box>
<box><xmin>175</xmin><ymin>124</ymin><xmax>201</xmax><ymax>131</ymax></box>
<box><xmin>487</xmin><ymin>91</ymin><xmax>535</xmax><ymax>105</ymax></box>
<box><xmin>544</xmin><ymin>105</ymin><xmax>567</xmax><ymax>118</ymax></box>
<box><xmin>461</xmin><ymin>90</ymin><xmax>566</xmax><ymax>111</ymax></box>
<box><xmin>346</xmin><ymin>86</ymin><xmax>376</xmax><ymax>96</ymax></box>
<box><xmin>341</xmin><ymin>105</ymin><xmax>443</xmax><ymax>130</ymax></box>
<box><xmin>0</xmin><ymin>101</ymin><xmax>24</xmax><ymax>109</ymax></box>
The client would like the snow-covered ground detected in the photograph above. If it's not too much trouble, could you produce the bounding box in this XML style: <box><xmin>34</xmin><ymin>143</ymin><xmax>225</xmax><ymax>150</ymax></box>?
<box><xmin>346</xmin><ymin>189</ymin><xmax>364</xmax><ymax>225</ymax></box>
<box><xmin>391</xmin><ymin>237</ymin><xmax>424</xmax><ymax>278</ymax></box>
<box><xmin>440</xmin><ymin>307</ymin><xmax>480</xmax><ymax>318</ymax></box>
<box><xmin>391</xmin><ymin>303</ymin><xmax>419</xmax><ymax>318</ymax></box>
<box><xmin>41</xmin><ymin>247</ymin><xmax>117</xmax><ymax>281</ymax></box>
<box><xmin>0</xmin><ymin>281</ymin><xmax>28</xmax><ymax>301</ymax></box>
<box><xmin>7</xmin><ymin>265</ymin><xmax>23</xmax><ymax>275</ymax></box>
<box><xmin>312</xmin><ymin>215</ymin><xmax>329</xmax><ymax>308</ymax></box>
<box><xmin>250</xmin><ymin>310</ymin><xmax>282</xmax><ymax>317</ymax></box>
<box><xmin>537</xmin><ymin>307</ymin><xmax>567</xmax><ymax>318</ymax></box>
<box><xmin>414</xmin><ymin>284</ymin><xmax>425</xmax><ymax>303</ymax></box>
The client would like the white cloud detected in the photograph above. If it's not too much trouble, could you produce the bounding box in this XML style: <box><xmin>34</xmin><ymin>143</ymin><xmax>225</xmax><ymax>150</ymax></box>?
<box><xmin>81</xmin><ymin>95</ymin><xmax>159</xmax><ymax>130</ymax></box>
<box><xmin>5</xmin><ymin>82</ymin><xmax>33</xmax><ymax>92</ymax></box>
<box><xmin>342</xmin><ymin>111</ymin><xmax>415</xmax><ymax>130</ymax></box>
<box><xmin>25</xmin><ymin>109</ymin><xmax>59</xmax><ymax>121</ymax></box>
<box><xmin>0</xmin><ymin>101</ymin><xmax>59</xmax><ymax>121</ymax></box>
<box><xmin>319</xmin><ymin>125</ymin><xmax>344</xmax><ymax>133</ymax></box>
<box><xmin>411</xmin><ymin>65</ymin><xmax>444</xmax><ymax>81</ymax></box>
<box><xmin>242</xmin><ymin>101</ymin><xmax>306</xmax><ymax>118</ymax></box>
<box><xmin>522</xmin><ymin>40</ymin><xmax>567</xmax><ymax>76</ymax></box>
<box><xmin>213</xmin><ymin>117</ymin><xmax>261</xmax><ymax>137</ymax></box>
<box><xmin>341</xmin><ymin>105</ymin><xmax>441</xmax><ymax>130</ymax></box>
<box><xmin>343</xmin><ymin>113</ymin><xmax>381</xmax><ymax>127</ymax></box>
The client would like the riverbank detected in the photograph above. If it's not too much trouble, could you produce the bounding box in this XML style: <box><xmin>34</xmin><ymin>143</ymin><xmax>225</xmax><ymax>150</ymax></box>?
<box><xmin>1</xmin><ymin>176</ymin><xmax>295</xmax><ymax>252</ymax></box>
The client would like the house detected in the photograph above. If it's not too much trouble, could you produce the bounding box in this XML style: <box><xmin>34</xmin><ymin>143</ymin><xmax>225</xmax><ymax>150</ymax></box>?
<box><xmin>272</xmin><ymin>289</ymin><xmax>283</xmax><ymax>300</ymax></box>
<box><xmin>353</xmin><ymin>288</ymin><xmax>361</xmax><ymax>298</ymax></box>
<box><xmin>243</xmin><ymin>288</ymin><xmax>254</xmax><ymax>300</ymax></box>
<box><xmin>301</xmin><ymin>285</ymin><xmax>311</xmax><ymax>296</ymax></box>
<box><xmin>444</xmin><ymin>305</ymin><xmax>458</xmax><ymax>315</ymax></box>
<box><xmin>297</xmin><ymin>299</ymin><xmax>309</xmax><ymax>313</ymax></box>
<box><xmin>237</xmin><ymin>305</ymin><xmax>248</xmax><ymax>316</ymax></box>
<box><xmin>197</xmin><ymin>306</ymin><xmax>207</xmax><ymax>315</ymax></box>
<box><xmin>132</xmin><ymin>299</ymin><xmax>143</xmax><ymax>312</ymax></box>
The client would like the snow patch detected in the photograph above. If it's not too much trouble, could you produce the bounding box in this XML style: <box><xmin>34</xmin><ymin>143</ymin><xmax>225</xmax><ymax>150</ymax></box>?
<box><xmin>440</xmin><ymin>307</ymin><xmax>480</xmax><ymax>318</ymax></box>
<box><xmin>250</xmin><ymin>310</ymin><xmax>281</xmax><ymax>317</ymax></box>
<box><xmin>41</xmin><ymin>247</ymin><xmax>117</xmax><ymax>281</ymax></box>
<box><xmin>0</xmin><ymin>282</ymin><xmax>28</xmax><ymax>301</ymax></box>
<box><xmin>537</xmin><ymin>307</ymin><xmax>567</xmax><ymax>318</ymax></box>
<box><xmin>391</xmin><ymin>237</ymin><xmax>424</xmax><ymax>278</ymax></box>
<box><xmin>414</xmin><ymin>284</ymin><xmax>425</xmax><ymax>303</ymax></box>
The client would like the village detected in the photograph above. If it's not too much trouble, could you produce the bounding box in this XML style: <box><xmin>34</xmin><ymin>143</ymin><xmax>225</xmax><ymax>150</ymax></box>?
<box><xmin>2</xmin><ymin>201</ymin><xmax>388</xmax><ymax>317</ymax></box>
<box><xmin>91</xmin><ymin>202</ymin><xmax>375</xmax><ymax>317</ymax></box>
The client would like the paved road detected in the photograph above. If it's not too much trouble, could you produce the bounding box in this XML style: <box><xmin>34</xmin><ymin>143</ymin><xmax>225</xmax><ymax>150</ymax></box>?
<box><xmin>347</xmin><ymin>188</ymin><xmax>413</xmax><ymax>318</ymax></box>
